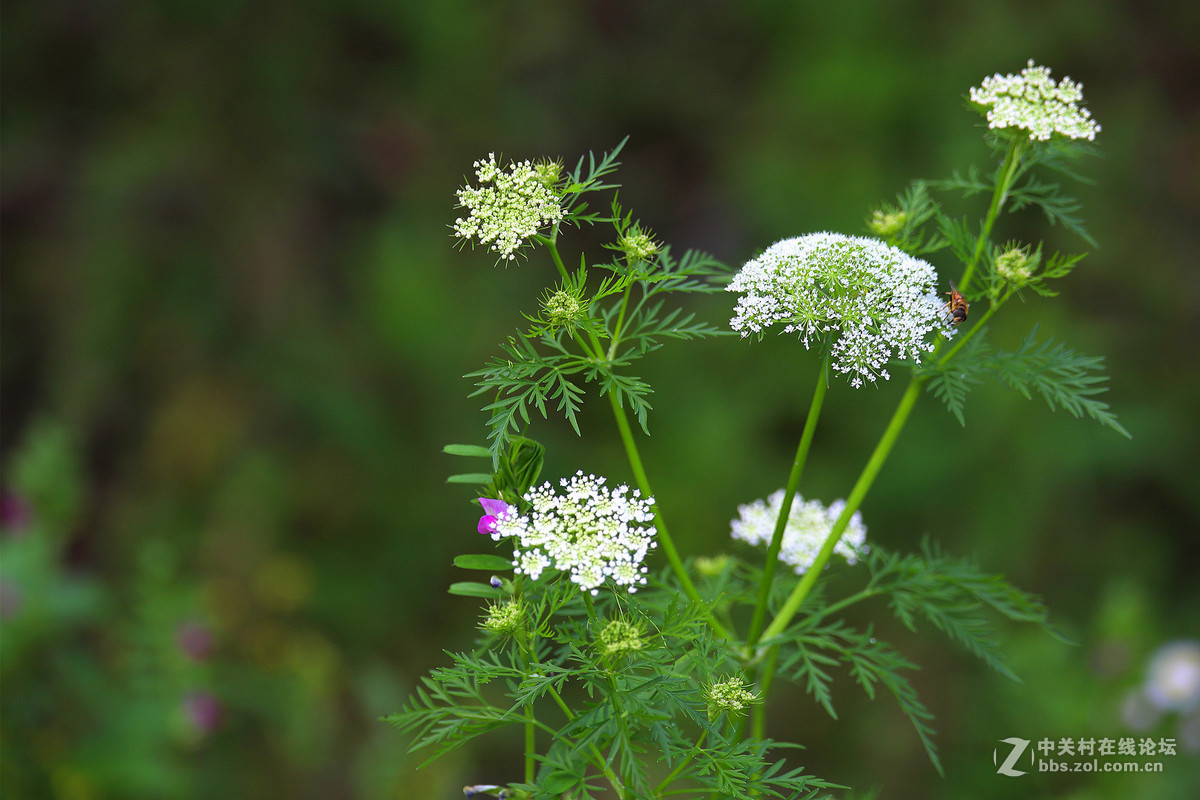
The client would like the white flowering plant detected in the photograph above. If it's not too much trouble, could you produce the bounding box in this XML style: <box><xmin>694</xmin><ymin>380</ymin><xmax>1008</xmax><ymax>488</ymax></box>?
<box><xmin>388</xmin><ymin>62</ymin><xmax>1128</xmax><ymax>798</ymax></box>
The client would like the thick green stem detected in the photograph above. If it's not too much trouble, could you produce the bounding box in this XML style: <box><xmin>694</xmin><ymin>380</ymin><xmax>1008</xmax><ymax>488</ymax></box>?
<box><xmin>745</xmin><ymin>360</ymin><xmax>829</xmax><ymax>652</ymax></box>
<box><xmin>759</xmin><ymin>377</ymin><xmax>923</xmax><ymax>644</ymax></box>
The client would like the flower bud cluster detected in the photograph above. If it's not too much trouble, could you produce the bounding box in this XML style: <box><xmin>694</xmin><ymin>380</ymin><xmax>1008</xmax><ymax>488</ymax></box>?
<box><xmin>994</xmin><ymin>242</ymin><xmax>1041</xmax><ymax>287</ymax></box>
<box><xmin>481</xmin><ymin>598</ymin><xmax>525</xmax><ymax>638</ymax></box>
<box><xmin>706</xmin><ymin>677</ymin><xmax>759</xmax><ymax>718</ymax></box>
<box><xmin>616</xmin><ymin>224</ymin><xmax>660</xmax><ymax>263</ymax></box>
<box><xmin>596</xmin><ymin>617</ymin><xmax>645</xmax><ymax>659</ymax></box>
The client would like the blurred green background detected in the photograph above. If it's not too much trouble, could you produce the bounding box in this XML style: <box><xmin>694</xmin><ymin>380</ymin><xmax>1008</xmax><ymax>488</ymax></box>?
<box><xmin>3</xmin><ymin>1</ymin><xmax>1198</xmax><ymax>798</ymax></box>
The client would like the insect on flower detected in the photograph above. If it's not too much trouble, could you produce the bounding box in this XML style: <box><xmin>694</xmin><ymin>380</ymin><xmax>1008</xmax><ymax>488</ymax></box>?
<box><xmin>944</xmin><ymin>283</ymin><xmax>968</xmax><ymax>326</ymax></box>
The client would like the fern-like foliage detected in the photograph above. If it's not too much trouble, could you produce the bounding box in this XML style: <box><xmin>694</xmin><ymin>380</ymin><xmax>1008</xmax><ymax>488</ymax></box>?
<box><xmin>921</xmin><ymin>326</ymin><xmax>1130</xmax><ymax>437</ymax></box>
<box><xmin>773</xmin><ymin>538</ymin><xmax>1069</xmax><ymax>775</ymax></box>
<box><xmin>780</xmin><ymin>620</ymin><xmax>942</xmax><ymax>775</ymax></box>
<box><xmin>388</xmin><ymin>578</ymin><xmax>831</xmax><ymax>799</ymax></box>
<box><xmin>385</xmin><ymin>650</ymin><xmax>530</xmax><ymax>766</ymax></box>
<box><xmin>467</xmin><ymin>333</ymin><xmax>591</xmax><ymax>453</ymax></box>
<box><xmin>862</xmin><ymin>540</ymin><xmax>1070</xmax><ymax>682</ymax></box>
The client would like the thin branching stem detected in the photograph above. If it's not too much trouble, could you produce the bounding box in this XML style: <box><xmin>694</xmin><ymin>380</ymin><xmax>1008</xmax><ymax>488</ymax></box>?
<box><xmin>745</xmin><ymin>357</ymin><xmax>829</xmax><ymax>653</ymax></box>
<box><xmin>760</xmin><ymin>376</ymin><xmax>923</xmax><ymax>644</ymax></box>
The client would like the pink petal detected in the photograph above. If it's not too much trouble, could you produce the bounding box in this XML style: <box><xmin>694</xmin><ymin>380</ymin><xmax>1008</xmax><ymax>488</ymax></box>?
<box><xmin>478</xmin><ymin>497</ymin><xmax>511</xmax><ymax>517</ymax></box>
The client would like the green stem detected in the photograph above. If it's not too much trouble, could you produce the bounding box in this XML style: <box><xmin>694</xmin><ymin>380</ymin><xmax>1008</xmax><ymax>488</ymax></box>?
<box><xmin>607</xmin><ymin>392</ymin><xmax>733</xmax><ymax>641</ymax></box>
<box><xmin>653</xmin><ymin>729</ymin><xmax>708</xmax><ymax>795</ymax></box>
<box><xmin>748</xmin><ymin>645</ymin><xmax>779</xmax><ymax>741</ymax></box>
<box><xmin>607</xmin><ymin>280</ymin><xmax>636</xmax><ymax>360</ymax></box>
<box><xmin>543</xmin><ymin>230</ymin><xmax>571</xmax><ymax>281</ymax></box>
<box><xmin>745</xmin><ymin>358</ymin><xmax>829</xmax><ymax>652</ymax></box>
<box><xmin>523</xmin><ymin>709</ymin><xmax>536</xmax><ymax>783</ymax></box>
<box><xmin>544</xmin><ymin>238</ymin><xmax>731</xmax><ymax>643</ymax></box>
<box><xmin>959</xmin><ymin>135</ymin><xmax>1025</xmax><ymax>292</ymax></box>
<box><xmin>807</xmin><ymin>586</ymin><xmax>881</xmax><ymax>627</ymax></box>
<box><xmin>759</xmin><ymin>376</ymin><xmax>923</xmax><ymax>644</ymax></box>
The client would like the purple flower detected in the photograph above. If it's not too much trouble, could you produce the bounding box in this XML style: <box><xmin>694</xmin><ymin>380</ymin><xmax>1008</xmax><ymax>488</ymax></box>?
<box><xmin>183</xmin><ymin>691</ymin><xmax>223</xmax><ymax>734</ymax></box>
<box><xmin>477</xmin><ymin>498</ymin><xmax>514</xmax><ymax>535</ymax></box>
<box><xmin>0</xmin><ymin>489</ymin><xmax>32</xmax><ymax>535</ymax></box>
<box><xmin>176</xmin><ymin>622</ymin><xmax>215</xmax><ymax>661</ymax></box>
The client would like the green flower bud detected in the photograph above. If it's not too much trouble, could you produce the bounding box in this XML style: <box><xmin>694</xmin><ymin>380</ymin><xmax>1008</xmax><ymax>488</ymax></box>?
<box><xmin>481</xmin><ymin>598</ymin><xmax>525</xmax><ymax>638</ymax></box>
<box><xmin>994</xmin><ymin>242</ymin><xmax>1040</xmax><ymax>287</ymax></box>
<box><xmin>543</xmin><ymin>289</ymin><xmax>584</xmax><ymax>331</ymax></box>
<box><xmin>532</xmin><ymin>159</ymin><xmax>563</xmax><ymax>190</ymax></box>
<box><xmin>596</xmin><ymin>617</ymin><xmax>644</xmax><ymax>659</ymax></box>
<box><xmin>867</xmin><ymin>207</ymin><xmax>906</xmax><ymax>239</ymax></box>
<box><xmin>617</xmin><ymin>224</ymin><xmax>660</xmax><ymax>263</ymax></box>
<box><xmin>706</xmin><ymin>676</ymin><xmax>759</xmax><ymax>720</ymax></box>
<box><xmin>693</xmin><ymin>555</ymin><xmax>732</xmax><ymax>577</ymax></box>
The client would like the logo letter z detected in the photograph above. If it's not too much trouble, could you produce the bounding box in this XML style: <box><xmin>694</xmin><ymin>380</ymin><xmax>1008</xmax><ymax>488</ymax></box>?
<box><xmin>995</xmin><ymin>737</ymin><xmax>1031</xmax><ymax>777</ymax></box>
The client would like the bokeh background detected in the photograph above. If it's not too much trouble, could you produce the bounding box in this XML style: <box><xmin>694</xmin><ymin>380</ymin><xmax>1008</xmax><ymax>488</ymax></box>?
<box><xmin>3</xmin><ymin>1</ymin><xmax>1198</xmax><ymax>798</ymax></box>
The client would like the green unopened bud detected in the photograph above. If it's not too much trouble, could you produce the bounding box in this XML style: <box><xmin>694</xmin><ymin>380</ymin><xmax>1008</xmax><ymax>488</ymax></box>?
<box><xmin>542</xmin><ymin>288</ymin><xmax>585</xmax><ymax>333</ymax></box>
<box><xmin>994</xmin><ymin>242</ymin><xmax>1040</xmax><ymax>286</ymax></box>
<box><xmin>617</xmin><ymin>224</ymin><xmax>660</xmax><ymax>263</ymax></box>
<box><xmin>867</xmin><ymin>207</ymin><xmax>906</xmax><ymax>239</ymax></box>
<box><xmin>481</xmin><ymin>598</ymin><xmax>525</xmax><ymax>638</ymax></box>
<box><xmin>532</xmin><ymin>159</ymin><xmax>563</xmax><ymax>190</ymax></box>
<box><xmin>596</xmin><ymin>617</ymin><xmax>644</xmax><ymax>659</ymax></box>
<box><xmin>706</xmin><ymin>676</ymin><xmax>759</xmax><ymax>720</ymax></box>
<box><xmin>693</xmin><ymin>555</ymin><xmax>732</xmax><ymax>578</ymax></box>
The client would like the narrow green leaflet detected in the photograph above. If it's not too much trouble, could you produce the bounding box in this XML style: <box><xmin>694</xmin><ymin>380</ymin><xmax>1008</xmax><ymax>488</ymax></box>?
<box><xmin>454</xmin><ymin>554</ymin><xmax>515</xmax><ymax>571</ymax></box>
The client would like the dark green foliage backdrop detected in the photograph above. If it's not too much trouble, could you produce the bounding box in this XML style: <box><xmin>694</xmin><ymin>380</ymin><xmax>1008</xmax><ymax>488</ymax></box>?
<box><xmin>3</xmin><ymin>1</ymin><xmax>1198</xmax><ymax>798</ymax></box>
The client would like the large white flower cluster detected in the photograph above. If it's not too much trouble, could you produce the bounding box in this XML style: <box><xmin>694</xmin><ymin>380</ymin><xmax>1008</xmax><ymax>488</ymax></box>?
<box><xmin>969</xmin><ymin>60</ymin><xmax>1100</xmax><ymax>142</ymax></box>
<box><xmin>730</xmin><ymin>489</ymin><xmax>867</xmax><ymax>575</ymax></box>
<box><xmin>727</xmin><ymin>233</ymin><xmax>952</xmax><ymax>387</ymax></box>
<box><xmin>489</xmin><ymin>471</ymin><xmax>657</xmax><ymax>595</ymax></box>
<box><xmin>453</xmin><ymin>154</ymin><xmax>564</xmax><ymax>261</ymax></box>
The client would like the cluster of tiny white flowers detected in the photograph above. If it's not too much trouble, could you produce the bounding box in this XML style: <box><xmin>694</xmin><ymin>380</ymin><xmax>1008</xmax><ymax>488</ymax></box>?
<box><xmin>453</xmin><ymin>154</ymin><xmax>564</xmax><ymax>261</ymax></box>
<box><xmin>969</xmin><ymin>60</ymin><xmax>1100</xmax><ymax>142</ymax></box>
<box><xmin>727</xmin><ymin>233</ymin><xmax>952</xmax><ymax>388</ymax></box>
<box><xmin>730</xmin><ymin>489</ymin><xmax>867</xmax><ymax>575</ymax></box>
<box><xmin>489</xmin><ymin>471</ymin><xmax>657</xmax><ymax>595</ymax></box>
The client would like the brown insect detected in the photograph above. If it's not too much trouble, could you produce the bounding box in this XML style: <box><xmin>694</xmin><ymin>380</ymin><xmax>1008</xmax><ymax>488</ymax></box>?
<box><xmin>944</xmin><ymin>283</ymin><xmax>968</xmax><ymax>326</ymax></box>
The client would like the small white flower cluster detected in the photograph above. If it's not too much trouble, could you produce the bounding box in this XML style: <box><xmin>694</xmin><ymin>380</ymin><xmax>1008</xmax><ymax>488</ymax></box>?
<box><xmin>489</xmin><ymin>471</ymin><xmax>657</xmax><ymax>595</ymax></box>
<box><xmin>453</xmin><ymin>154</ymin><xmax>564</xmax><ymax>261</ymax></box>
<box><xmin>730</xmin><ymin>489</ymin><xmax>867</xmax><ymax>575</ymax></box>
<box><xmin>969</xmin><ymin>60</ymin><xmax>1100</xmax><ymax>142</ymax></box>
<box><xmin>727</xmin><ymin>233</ymin><xmax>952</xmax><ymax>388</ymax></box>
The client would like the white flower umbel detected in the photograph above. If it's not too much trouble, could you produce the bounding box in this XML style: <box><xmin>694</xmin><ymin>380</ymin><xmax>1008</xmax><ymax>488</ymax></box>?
<box><xmin>490</xmin><ymin>471</ymin><xmax>657</xmax><ymax>595</ymax></box>
<box><xmin>969</xmin><ymin>60</ymin><xmax>1100</xmax><ymax>142</ymax></box>
<box><xmin>731</xmin><ymin>489</ymin><xmax>867</xmax><ymax>575</ymax></box>
<box><xmin>727</xmin><ymin>233</ymin><xmax>952</xmax><ymax>388</ymax></box>
<box><xmin>453</xmin><ymin>154</ymin><xmax>565</xmax><ymax>261</ymax></box>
